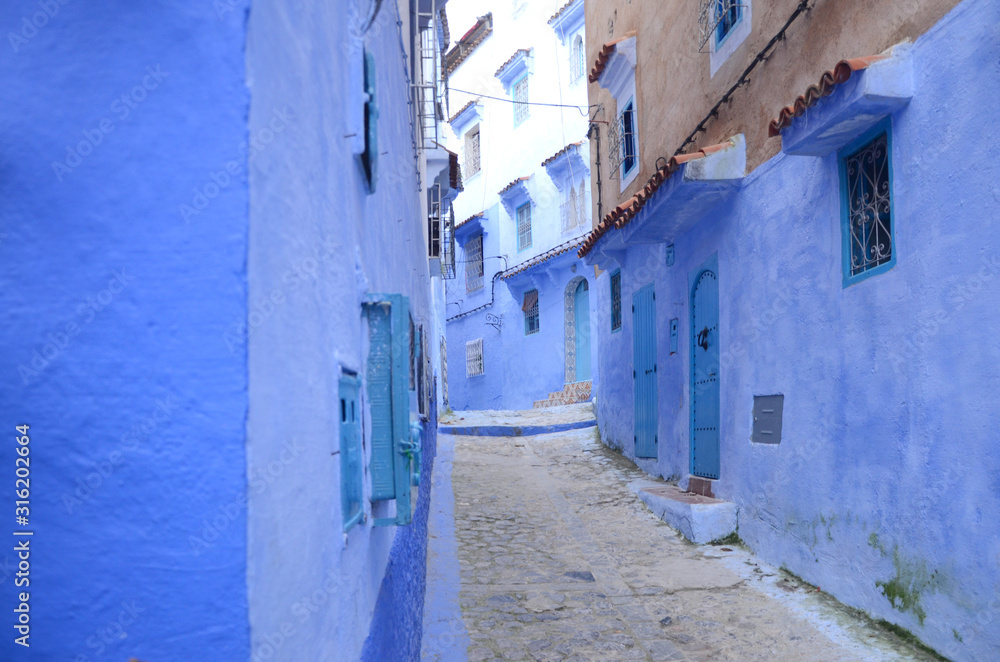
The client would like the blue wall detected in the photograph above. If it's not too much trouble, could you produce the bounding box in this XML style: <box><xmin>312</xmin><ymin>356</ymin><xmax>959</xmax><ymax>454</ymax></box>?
<box><xmin>594</xmin><ymin>1</ymin><xmax>1000</xmax><ymax>658</ymax></box>
<box><xmin>0</xmin><ymin>1</ymin><xmax>251</xmax><ymax>659</ymax></box>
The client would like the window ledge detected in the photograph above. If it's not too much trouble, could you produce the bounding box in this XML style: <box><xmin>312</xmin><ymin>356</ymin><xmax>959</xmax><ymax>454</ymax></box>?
<box><xmin>779</xmin><ymin>45</ymin><xmax>913</xmax><ymax>157</ymax></box>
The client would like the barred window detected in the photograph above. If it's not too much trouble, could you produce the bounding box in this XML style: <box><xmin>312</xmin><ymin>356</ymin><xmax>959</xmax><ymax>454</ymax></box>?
<box><xmin>465</xmin><ymin>233</ymin><xmax>483</xmax><ymax>292</ymax></box>
<box><xmin>715</xmin><ymin>0</ymin><xmax>743</xmax><ymax>45</ymax></box>
<box><xmin>571</xmin><ymin>35</ymin><xmax>584</xmax><ymax>81</ymax></box>
<box><xmin>465</xmin><ymin>127</ymin><xmax>481</xmax><ymax>177</ymax></box>
<box><xmin>513</xmin><ymin>76</ymin><xmax>529</xmax><ymax>126</ymax></box>
<box><xmin>610</xmin><ymin>270</ymin><xmax>622</xmax><ymax>331</ymax></box>
<box><xmin>841</xmin><ymin>126</ymin><xmax>893</xmax><ymax>282</ymax></box>
<box><xmin>516</xmin><ymin>202</ymin><xmax>532</xmax><ymax>251</ymax></box>
<box><xmin>466</xmin><ymin>338</ymin><xmax>484</xmax><ymax>377</ymax></box>
<box><xmin>609</xmin><ymin>100</ymin><xmax>637</xmax><ymax>179</ymax></box>
<box><xmin>523</xmin><ymin>289</ymin><xmax>539</xmax><ymax>335</ymax></box>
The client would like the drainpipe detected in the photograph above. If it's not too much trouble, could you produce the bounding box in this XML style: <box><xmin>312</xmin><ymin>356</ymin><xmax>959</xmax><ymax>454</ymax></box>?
<box><xmin>587</xmin><ymin>116</ymin><xmax>603</xmax><ymax>224</ymax></box>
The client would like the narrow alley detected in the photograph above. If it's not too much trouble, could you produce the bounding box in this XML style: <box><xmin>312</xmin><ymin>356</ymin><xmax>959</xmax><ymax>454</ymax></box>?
<box><xmin>424</xmin><ymin>404</ymin><xmax>942</xmax><ymax>662</ymax></box>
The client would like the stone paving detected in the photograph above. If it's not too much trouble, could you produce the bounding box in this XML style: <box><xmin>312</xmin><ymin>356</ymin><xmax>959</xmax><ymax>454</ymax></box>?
<box><xmin>440</xmin><ymin>422</ymin><xmax>942</xmax><ymax>662</ymax></box>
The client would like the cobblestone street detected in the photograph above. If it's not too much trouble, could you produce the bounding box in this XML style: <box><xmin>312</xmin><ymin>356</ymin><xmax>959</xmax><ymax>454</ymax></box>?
<box><xmin>424</xmin><ymin>407</ymin><xmax>942</xmax><ymax>662</ymax></box>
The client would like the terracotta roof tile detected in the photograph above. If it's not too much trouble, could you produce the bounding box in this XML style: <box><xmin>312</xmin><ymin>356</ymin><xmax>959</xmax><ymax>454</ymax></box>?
<box><xmin>501</xmin><ymin>235</ymin><xmax>588</xmax><ymax>279</ymax></box>
<box><xmin>448</xmin><ymin>99</ymin><xmax>477</xmax><ymax>124</ymax></box>
<box><xmin>548</xmin><ymin>0</ymin><xmax>577</xmax><ymax>24</ymax></box>
<box><xmin>768</xmin><ymin>55</ymin><xmax>888</xmax><ymax>137</ymax></box>
<box><xmin>444</xmin><ymin>14</ymin><xmax>493</xmax><ymax>74</ymax></box>
<box><xmin>499</xmin><ymin>175</ymin><xmax>531</xmax><ymax>196</ymax></box>
<box><xmin>494</xmin><ymin>48</ymin><xmax>531</xmax><ymax>78</ymax></box>
<box><xmin>577</xmin><ymin>141</ymin><xmax>735</xmax><ymax>258</ymax></box>
<box><xmin>541</xmin><ymin>142</ymin><xmax>582</xmax><ymax>167</ymax></box>
<box><xmin>455</xmin><ymin>211</ymin><xmax>484</xmax><ymax>228</ymax></box>
<box><xmin>588</xmin><ymin>31</ymin><xmax>635</xmax><ymax>84</ymax></box>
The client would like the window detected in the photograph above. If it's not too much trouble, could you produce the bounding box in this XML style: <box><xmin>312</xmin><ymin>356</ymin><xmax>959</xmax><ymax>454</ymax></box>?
<box><xmin>465</xmin><ymin>233</ymin><xmax>483</xmax><ymax>291</ymax></box>
<box><xmin>840</xmin><ymin>121</ymin><xmax>894</xmax><ymax>284</ymax></box>
<box><xmin>523</xmin><ymin>289</ymin><xmax>539</xmax><ymax>335</ymax></box>
<box><xmin>715</xmin><ymin>0</ymin><xmax>743</xmax><ymax>46</ymax></box>
<box><xmin>339</xmin><ymin>372</ymin><xmax>363</xmax><ymax>532</ymax></box>
<box><xmin>513</xmin><ymin>76</ymin><xmax>529</xmax><ymax>126</ymax></box>
<box><xmin>360</xmin><ymin>50</ymin><xmax>378</xmax><ymax>193</ymax></box>
<box><xmin>571</xmin><ymin>35</ymin><xmax>585</xmax><ymax>81</ymax></box>
<box><xmin>610</xmin><ymin>270</ymin><xmax>622</xmax><ymax>331</ymax></box>
<box><xmin>464</xmin><ymin>126</ymin><xmax>481</xmax><ymax>177</ymax></box>
<box><xmin>466</xmin><ymin>338</ymin><xmax>484</xmax><ymax>377</ymax></box>
<box><xmin>427</xmin><ymin>184</ymin><xmax>441</xmax><ymax>258</ymax></box>
<box><xmin>609</xmin><ymin>99</ymin><xmax>637</xmax><ymax>181</ymax></box>
<box><xmin>516</xmin><ymin>202</ymin><xmax>532</xmax><ymax>251</ymax></box>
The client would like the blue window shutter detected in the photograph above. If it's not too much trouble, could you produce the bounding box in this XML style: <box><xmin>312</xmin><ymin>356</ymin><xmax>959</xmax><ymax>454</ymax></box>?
<box><xmin>388</xmin><ymin>294</ymin><xmax>413</xmax><ymax>525</ymax></box>
<box><xmin>339</xmin><ymin>373</ymin><xmax>363</xmax><ymax>532</ymax></box>
<box><xmin>365</xmin><ymin>294</ymin><xmax>414</xmax><ymax>526</ymax></box>
<box><xmin>362</xmin><ymin>49</ymin><xmax>378</xmax><ymax>193</ymax></box>
<box><xmin>366</xmin><ymin>302</ymin><xmax>396</xmax><ymax>501</ymax></box>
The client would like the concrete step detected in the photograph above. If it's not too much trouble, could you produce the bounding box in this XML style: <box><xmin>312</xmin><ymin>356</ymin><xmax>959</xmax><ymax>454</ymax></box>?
<box><xmin>628</xmin><ymin>481</ymin><xmax>737</xmax><ymax>544</ymax></box>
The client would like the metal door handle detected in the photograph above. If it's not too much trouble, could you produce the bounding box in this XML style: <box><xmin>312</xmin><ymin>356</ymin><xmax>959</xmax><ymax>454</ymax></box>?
<box><xmin>645</xmin><ymin>369</ymin><xmax>653</xmax><ymax>374</ymax></box>
<box><xmin>697</xmin><ymin>327</ymin><xmax>710</xmax><ymax>351</ymax></box>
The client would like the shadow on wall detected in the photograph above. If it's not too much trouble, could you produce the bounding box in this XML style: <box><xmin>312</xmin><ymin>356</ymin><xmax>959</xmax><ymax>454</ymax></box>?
<box><xmin>359</xmin><ymin>396</ymin><xmax>438</xmax><ymax>662</ymax></box>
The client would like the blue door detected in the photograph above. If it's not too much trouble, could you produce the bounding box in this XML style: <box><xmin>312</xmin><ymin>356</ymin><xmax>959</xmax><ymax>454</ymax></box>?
<box><xmin>574</xmin><ymin>280</ymin><xmax>591</xmax><ymax>381</ymax></box>
<box><xmin>632</xmin><ymin>283</ymin><xmax>658</xmax><ymax>458</ymax></box>
<box><xmin>691</xmin><ymin>261</ymin><xmax>720</xmax><ymax>479</ymax></box>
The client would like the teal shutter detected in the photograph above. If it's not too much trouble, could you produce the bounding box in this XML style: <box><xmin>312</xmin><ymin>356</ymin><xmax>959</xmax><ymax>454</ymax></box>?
<box><xmin>365</xmin><ymin>294</ymin><xmax>415</xmax><ymax>526</ymax></box>
<box><xmin>339</xmin><ymin>372</ymin><xmax>363</xmax><ymax>532</ymax></box>
<box><xmin>362</xmin><ymin>49</ymin><xmax>378</xmax><ymax>193</ymax></box>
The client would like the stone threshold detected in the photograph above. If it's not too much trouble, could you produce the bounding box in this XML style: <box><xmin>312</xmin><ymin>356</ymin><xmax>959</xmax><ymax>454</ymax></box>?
<box><xmin>628</xmin><ymin>480</ymin><xmax>737</xmax><ymax>544</ymax></box>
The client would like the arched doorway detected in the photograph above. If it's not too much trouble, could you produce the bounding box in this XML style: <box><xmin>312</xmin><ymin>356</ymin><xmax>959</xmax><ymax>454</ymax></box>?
<box><xmin>564</xmin><ymin>276</ymin><xmax>591</xmax><ymax>383</ymax></box>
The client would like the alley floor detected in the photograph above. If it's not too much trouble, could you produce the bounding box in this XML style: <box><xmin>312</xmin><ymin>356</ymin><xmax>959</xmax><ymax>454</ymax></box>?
<box><xmin>422</xmin><ymin>405</ymin><xmax>943</xmax><ymax>662</ymax></box>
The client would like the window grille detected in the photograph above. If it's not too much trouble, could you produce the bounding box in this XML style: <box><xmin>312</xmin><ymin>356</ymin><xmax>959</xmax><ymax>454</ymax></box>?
<box><xmin>427</xmin><ymin>183</ymin><xmax>441</xmax><ymax>258</ymax></box>
<box><xmin>516</xmin><ymin>202</ymin><xmax>532</xmax><ymax>251</ymax></box>
<box><xmin>513</xmin><ymin>76</ymin><xmax>529</xmax><ymax>126</ymax></box>
<box><xmin>698</xmin><ymin>0</ymin><xmax>746</xmax><ymax>52</ymax></box>
<box><xmin>441</xmin><ymin>205</ymin><xmax>456</xmax><ymax>279</ymax></box>
<box><xmin>523</xmin><ymin>289</ymin><xmax>539</xmax><ymax>335</ymax></box>
<box><xmin>843</xmin><ymin>130</ymin><xmax>892</xmax><ymax>278</ymax></box>
<box><xmin>610</xmin><ymin>270</ymin><xmax>622</xmax><ymax>331</ymax></box>
<box><xmin>465</xmin><ymin>233</ymin><xmax>483</xmax><ymax>291</ymax></box>
<box><xmin>466</xmin><ymin>338</ymin><xmax>484</xmax><ymax>377</ymax></box>
<box><xmin>608</xmin><ymin>102</ymin><xmax>637</xmax><ymax>179</ymax></box>
<box><xmin>571</xmin><ymin>36</ymin><xmax>584</xmax><ymax>81</ymax></box>
<box><xmin>577</xmin><ymin>184</ymin><xmax>587</xmax><ymax>227</ymax></box>
<box><xmin>560</xmin><ymin>185</ymin><xmax>578</xmax><ymax>232</ymax></box>
<box><xmin>465</xmin><ymin>128</ymin><xmax>481</xmax><ymax>176</ymax></box>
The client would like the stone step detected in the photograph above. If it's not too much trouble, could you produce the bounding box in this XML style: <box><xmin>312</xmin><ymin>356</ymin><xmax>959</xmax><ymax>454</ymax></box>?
<box><xmin>628</xmin><ymin>481</ymin><xmax>737</xmax><ymax>544</ymax></box>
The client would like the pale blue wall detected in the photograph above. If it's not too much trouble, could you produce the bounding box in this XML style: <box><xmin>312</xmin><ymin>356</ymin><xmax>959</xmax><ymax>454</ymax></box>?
<box><xmin>0</xmin><ymin>1</ymin><xmax>251</xmax><ymax>659</ymax></box>
<box><xmin>594</xmin><ymin>1</ymin><xmax>1000</xmax><ymax>658</ymax></box>
<box><xmin>244</xmin><ymin>1</ymin><xmax>438</xmax><ymax>660</ymax></box>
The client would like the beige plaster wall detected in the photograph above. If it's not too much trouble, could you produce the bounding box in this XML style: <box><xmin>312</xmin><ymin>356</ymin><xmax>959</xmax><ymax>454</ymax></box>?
<box><xmin>585</xmin><ymin>0</ymin><xmax>961</xmax><ymax>227</ymax></box>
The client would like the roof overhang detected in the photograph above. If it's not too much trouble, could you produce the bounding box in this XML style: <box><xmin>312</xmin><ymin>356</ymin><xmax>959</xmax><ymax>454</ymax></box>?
<box><xmin>450</xmin><ymin>100</ymin><xmax>483</xmax><ymax>137</ymax></box>
<box><xmin>772</xmin><ymin>44</ymin><xmax>913</xmax><ymax>156</ymax></box>
<box><xmin>548</xmin><ymin>0</ymin><xmax>584</xmax><ymax>45</ymax></box>
<box><xmin>582</xmin><ymin>136</ymin><xmax>746</xmax><ymax>270</ymax></box>
<box><xmin>590</xmin><ymin>33</ymin><xmax>636</xmax><ymax>99</ymax></box>
<box><xmin>495</xmin><ymin>49</ymin><xmax>533</xmax><ymax>93</ymax></box>
<box><xmin>542</xmin><ymin>143</ymin><xmax>587</xmax><ymax>190</ymax></box>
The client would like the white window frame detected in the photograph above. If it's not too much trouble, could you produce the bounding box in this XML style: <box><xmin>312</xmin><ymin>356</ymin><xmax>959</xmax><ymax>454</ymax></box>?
<box><xmin>571</xmin><ymin>35</ymin><xmax>585</xmax><ymax>82</ymax></box>
<box><xmin>465</xmin><ymin>338</ymin><xmax>484</xmax><ymax>377</ymax></box>
<box><xmin>710</xmin><ymin>0</ymin><xmax>752</xmax><ymax>78</ymax></box>
<box><xmin>616</xmin><ymin>88</ymin><xmax>639</xmax><ymax>192</ymax></box>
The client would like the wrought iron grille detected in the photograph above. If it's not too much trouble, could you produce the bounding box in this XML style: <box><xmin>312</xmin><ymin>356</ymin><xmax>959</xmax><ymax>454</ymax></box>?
<box><xmin>465</xmin><ymin>338</ymin><xmax>484</xmax><ymax>377</ymax></box>
<box><xmin>844</xmin><ymin>131</ymin><xmax>892</xmax><ymax>277</ymax></box>
<box><xmin>465</xmin><ymin>233</ymin><xmax>483</xmax><ymax>291</ymax></box>
<box><xmin>571</xmin><ymin>36</ymin><xmax>585</xmax><ymax>81</ymax></box>
<box><xmin>610</xmin><ymin>270</ymin><xmax>622</xmax><ymax>331</ymax></box>
<box><xmin>560</xmin><ymin>186</ymin><xmax>578</xmax><ymax>232</ymax></box>
<box><xmin>516</xmin><ymin>202</ymin><xmax>532</xmax><ymax>251</ymax></box>
<box><xmin>698</xmin><ymin>0</ymin><xmax>746</xmax><ymax>52</ymax></box>
<box><xmin>523</xmin><ymin>289</ymin><xmax>539</xmax><ymax>335</ymax></box>
<box><xmin>412</xmin><ymin>19</ymin><xmax>441</xmax><ymax>152</ymax></box>
<box><xmin>513</xmin><ymin>76</ymin><xmax>529</xmax><ymax>126</ymax></box>
<box><xmin>427</xmin><ymin>183</ymin><xmax>441</xmax><ymax>258</ymax></box>
<box><xmin>608</xmin><ymin>103</ymin><xmax>637</xmax><ymax>178</ymax></box>
<box><xmin>464</xmin><ymin>129</ymin><xmax>480</xmax><ymax>176</ymax></box>
<box><xmin>441</xmin><ymin>205</ymin><xmax>456</xmax><ymax>279</ymax></box>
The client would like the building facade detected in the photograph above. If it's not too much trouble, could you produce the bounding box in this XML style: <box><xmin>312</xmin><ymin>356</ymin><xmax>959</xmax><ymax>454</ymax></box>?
<box><xmin>580</xmin><ymin>0</ymin><xmax>1000</xmax><ymax>659</ymax></box>
<box><xmin>444</xmin><ymin>0</ymin><xmax>599</xmax><ymax>412</ymax></box>
<box><xmin>0</xmin><ymin>0</ymin><xmax>452</xmax><ymax>660</ymax></box>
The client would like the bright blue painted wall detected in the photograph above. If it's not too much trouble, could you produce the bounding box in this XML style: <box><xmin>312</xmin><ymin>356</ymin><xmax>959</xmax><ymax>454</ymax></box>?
<box><xmin>243</xmin><ymin>1</ymin><xmax>439</xmax><ymax>660</ymax></box>
<box><xmin>594</xmin><ymin>1</ymin><xmax>1000</xmax><ymax>658</ymax></box>
<box><xmin>0</xmin><ymin>1</ymin><xmax>251</xmax><ymax>660</ymax></box>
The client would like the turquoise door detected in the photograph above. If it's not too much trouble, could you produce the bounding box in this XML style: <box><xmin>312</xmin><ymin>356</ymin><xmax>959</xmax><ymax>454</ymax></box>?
<box><xmin>574</xmin><ymin>280</ymin><xmax>591</xmax><ymax>381</ymax></box>
<box><xmin>691</xmin><ymin>259</ymin><xmax>720</xmax><ymax>479</ymax></box>
<box><xmin>632</xmin><ymin>284</ymin><xmax>657</xmax><ymax>458</ymax></box>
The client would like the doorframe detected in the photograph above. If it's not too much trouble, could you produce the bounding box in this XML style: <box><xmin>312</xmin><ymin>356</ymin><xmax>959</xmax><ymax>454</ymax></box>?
<box><xmin>688</xmin><ymin>253</ymin><xmax>720</xmax><ymax>479</ymax></box>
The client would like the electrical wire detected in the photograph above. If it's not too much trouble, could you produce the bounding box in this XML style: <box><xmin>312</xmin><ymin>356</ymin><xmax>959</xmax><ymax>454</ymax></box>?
<box><xmin>449</xmin><ymin>87</ymin><xmax>595</xmax><ymax>116</ymax></box>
